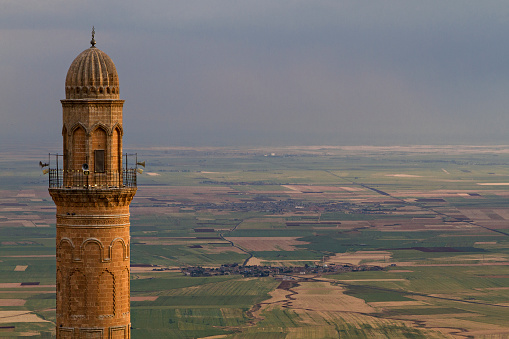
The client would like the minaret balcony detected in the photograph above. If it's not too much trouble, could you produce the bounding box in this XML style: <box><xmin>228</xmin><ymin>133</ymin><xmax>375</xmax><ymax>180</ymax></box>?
<box><xmin>45</xmin><ymin>153</ymin><xmax>140</xmax><ymax>190</ymax></box>
<box><xmin>48</xmin><ymin>169</ymin><xmax>136</xmax><ymax>189</ymax></box>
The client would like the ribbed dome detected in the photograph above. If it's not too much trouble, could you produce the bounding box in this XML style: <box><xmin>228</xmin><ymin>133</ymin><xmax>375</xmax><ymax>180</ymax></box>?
<box><xmin>65</xmin><ymin>46</ymin><xmax>119</xmax><ymax>99</ymax></box>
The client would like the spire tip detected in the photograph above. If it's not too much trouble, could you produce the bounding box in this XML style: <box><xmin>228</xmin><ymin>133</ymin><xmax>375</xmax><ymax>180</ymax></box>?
<box><xmin>90</xmin><ymin>26</ymin><xmax>96</xmax><ymax>47</ymax></box>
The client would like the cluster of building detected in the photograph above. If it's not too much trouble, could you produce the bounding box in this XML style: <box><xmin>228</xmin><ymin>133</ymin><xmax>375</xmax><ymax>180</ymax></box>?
<box><xmin>188</xmin><ymin>198</ymin><xmax>364</xmax><ymax>214</ymax></box>
<box><xmin>181</xmin><ymin>263</ymin><xmax>385</xmax><ymax>277</ymax></box>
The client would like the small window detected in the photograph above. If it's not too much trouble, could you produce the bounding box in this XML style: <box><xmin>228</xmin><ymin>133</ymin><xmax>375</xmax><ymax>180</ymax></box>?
<box><xmin>94</xmin><ymin>150</ymin><xmax>105</xmax><ymax>173</ymax></box>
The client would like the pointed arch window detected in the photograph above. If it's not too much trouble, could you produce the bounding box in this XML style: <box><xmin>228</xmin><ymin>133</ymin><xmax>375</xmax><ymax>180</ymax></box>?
<box><xmin>92</xmin><ymin>127</ymin><xmax>107</xmax><ymax>173</ymax></box>
<box><xmin>94</xmin><ymin>150</ymin><xmax>105</xmax><ymax>173</ymax></box>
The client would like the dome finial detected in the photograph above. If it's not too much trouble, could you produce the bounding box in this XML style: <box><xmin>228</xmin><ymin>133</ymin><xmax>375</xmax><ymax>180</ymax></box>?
<box><xmin>90</xmin><ymin>26</ymin><xmax>96</xmax><ymax>47</ymax></box>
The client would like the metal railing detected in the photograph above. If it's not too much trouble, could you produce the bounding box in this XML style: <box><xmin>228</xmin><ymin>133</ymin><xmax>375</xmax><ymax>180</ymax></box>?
<box><xmin>49</xmin><ymin>169</ymin><xmax>137</xmax><ymax>189</ymax></box>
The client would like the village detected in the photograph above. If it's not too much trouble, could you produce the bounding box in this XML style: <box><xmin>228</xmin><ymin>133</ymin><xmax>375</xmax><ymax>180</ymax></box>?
<box><xmin>179</xmin><ymin>262</ymin><xmax>386</xmax><ymax>278</ymax></box>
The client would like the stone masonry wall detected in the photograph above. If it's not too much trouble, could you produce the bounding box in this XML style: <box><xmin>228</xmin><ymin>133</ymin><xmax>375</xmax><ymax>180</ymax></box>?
<box><xmin>50</xmin><ymin>188</ymin><xmax>136</xmax><ymax>339</ymax></box>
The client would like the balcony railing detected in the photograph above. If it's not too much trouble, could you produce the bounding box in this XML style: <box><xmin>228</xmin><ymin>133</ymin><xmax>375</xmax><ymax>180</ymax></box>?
<box><xmin>49</xmin><ymin>169</ymin><xmax>137</xmax><ymax>189</ymax></box>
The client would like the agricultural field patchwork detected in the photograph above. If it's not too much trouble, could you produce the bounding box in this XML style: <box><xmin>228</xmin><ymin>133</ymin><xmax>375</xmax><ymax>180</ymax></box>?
<box><xmin>3</xmin><ymin>145</ymin><xmax>509</xmax><ymax>337</ymax></box>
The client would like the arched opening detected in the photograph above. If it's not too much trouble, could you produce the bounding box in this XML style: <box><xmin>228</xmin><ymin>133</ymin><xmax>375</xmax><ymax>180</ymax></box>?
<box><xmin>111</xmin><ymin>238</ymin><xmax>126</xmax><ymax>262</ymax></box>
<box><xmin>112</xmin><ymin>127</ymin><xmax>121</xmax><ymax>173</ymax></box>
<box><xmin>57</xmin><ymin>239</ymin><xmax>74</xmax><ymax>264</ymax></box>
<box><xmin>115</xmin><ymin>268</ymin><xmax>130</xmax><ymax>316</ymax></box>
<box><xmin>91</xmin><ymin>127</ymin><xmax>107</xmax><ymax>174</ymax></box>
<box><xmin>71</xmin><ymin>126</ymin><xmax>86</xmax><ymax>171</ymax></box>
<box><xmin>97</xmin><ymin>270</ymin><xmax>115</xmax><ymax>316</ymax></box>
<box><xmin>56</xmin><ymin>269</ymin><xmax>63</xmax><ymax>315</ymax></box>
<box><xmin>68</xmin><ymin>270</ymin><xmax>86</xmax><ymax>315</ymax></box>
<box><xmin>62</xmin><ymin>126</ymin><xmax>68</xmax><ymax>173</ymax></box>
<box><xmin>82</xmin><ymin>239</ymin><xmax>104</xmax><ymax>264</ymax></box>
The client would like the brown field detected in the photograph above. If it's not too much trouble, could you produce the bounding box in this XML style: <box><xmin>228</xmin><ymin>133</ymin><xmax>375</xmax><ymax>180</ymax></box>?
<box><xmin>385</xmin><ymin>174</ymin><xmax>423</xmax><ymax>177</ymax></box>
<box><xmin>0</xmin><ymin>311</ymin><xmax>49</xmax><ymax>323</ymax></box>
<box><xmin>200</xmin><ymin>245</ymin><xmax>246</xmax><ymax>254</ymax></box>
<box><xmin>393</xmin><ymin>313</ymin><xmax>509</xmax><ymax>337</ymax></box>
<box><xmin>418</xmin><ymin>263</ymin><xmax>509</xmax><ymax>267</ymax></box>
<box><xmin>290</xmin><ymin>281</ymin><xmax>375</xmax><ymax>313</ymax></box>
<box><xmin>490</xmin><ymin>209</ymin><xmax>509</xmax><ymax>219</ymax></box>
<box><xmin>0</xmin><ymin>299</ymin><xmax>26</xmax><ymax>306</ymax></box>
<box><xmin>0</xmin><ymin>283</ymin><xmax>21</xmax><ymax>288</ymax></box>
<box><xmin>245</xmin><ymin>257</ymin><xmax>263</xmax><ymax>266</ymax></box>
<box><xmin>323</xmin><ymin>220</ymin><xmax>371</xmax><ymax>229</ymax></box>
<box><xmin>433</xmin><ymin>254</ymin><xmax>509</xmax><ymax>262</ymax></box>
<box><xmin>225</xmin><ymin>237</ymin><xmax>309</xmax><ymax>251</ymax></box>
<box><xmin>131</xmin><ymin>296</ymin><xmax>159</xmax><ymax>301</ymax></box>
<box><xmin>131</xmin><ymin>267</ymin><xmax>166</xmax><ymax>273</ymax></box>
<box><xmin>264</xmin><ymin>260</ymin><xmax>317</xmax><ymax>267</ymax></box>
<box><xmin>282</xmin><ymin>185</ymin><xmax>359</xmax><ymax>192</ymax></box>
<box><xmin>339</xmin><ymin>186</ymin><xmax>365</xmax><ymax>191</ymax></box>
<box><xmin>0</xmin><ymin>255</ymin><xmax>55</xmax><ymax>258</ymax></box>
<box><xmin>14</xmin><ymin>265</ymin><xmax>27</xmax><ymax>272</ymax></box>
<box><xmin>240</xmin><ymin>217</ymin><xmax>285</xmax><ymax>225</ymax></box>
<box><xmin>477</xmin><ymin>183</ymin><xmax>509</xmax><ymax>185</ymax></box>
<box><xmin>458</xmin><ymin>209</ymin><xmax>492</xmax><ymax>220</ymax></box>
<box><xmin>0</xmin><ymin>283</ymin><xmax>55</xmax><ymax>289</ymax></box>
<box><xmin>389</xmin><ymin>270</ymin><xmax>414</xmax><ymax>272</ymax></box>
<box><xmin>246</xmin><ymin>277</ymin><xmax>453</xmax><ymax>338</ymax></box>
<box><xmin>255</xmin><ymin>287</ymin><xmax>290</xmax><ymax>311</ymax></box>
<box><xmin>336</xmin><ymin>279</ymin><xmax>407</xmax><ymax>282</ymax></box>
<box><xmin>369</xmin><ymin>301</ymin><xmax>427</xmax><ymax>307</ymax></box>
<box><xmin>0</xmin><ymin>291</ymin><xmax>55</xmax><ymax>294</ymax></box>
<box><xmin>326</xmin><ymin>251</ymin><xmax>392</xmax><ymax>265</ymax></box>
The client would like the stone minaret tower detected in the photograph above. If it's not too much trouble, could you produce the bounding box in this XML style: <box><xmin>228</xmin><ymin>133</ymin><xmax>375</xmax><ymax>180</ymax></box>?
<box><xmin>48</xmin><ymin>29</ymin><xmax>137</xmax><ymax>338</ymax></box>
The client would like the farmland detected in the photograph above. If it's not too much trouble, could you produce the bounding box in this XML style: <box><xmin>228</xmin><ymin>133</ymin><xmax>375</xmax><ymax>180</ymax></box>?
<box><xmin>3</xmin><ymin>145</ymin><xmax>509</xmax><ymax>337</ymax></box>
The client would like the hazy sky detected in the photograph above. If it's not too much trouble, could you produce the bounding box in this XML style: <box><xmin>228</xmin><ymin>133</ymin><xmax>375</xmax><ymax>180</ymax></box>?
<box><xmin>2</xmin><ymin>1</ymin><xmax>509</xmax><ymax>147</ymax></box>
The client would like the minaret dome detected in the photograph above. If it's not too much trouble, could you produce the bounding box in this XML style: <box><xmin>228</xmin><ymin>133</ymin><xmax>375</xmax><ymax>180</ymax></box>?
<box><xmin>65</xmin><ymin>45</ymin><xmax>119</xmax><ymax>100</ymax></box>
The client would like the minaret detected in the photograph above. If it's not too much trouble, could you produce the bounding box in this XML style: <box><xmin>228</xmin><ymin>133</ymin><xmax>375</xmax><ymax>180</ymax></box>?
<box><xmin>48</xmin><ymin>29</ymin><xmax>137</xmax><ymax>338</ymax></box>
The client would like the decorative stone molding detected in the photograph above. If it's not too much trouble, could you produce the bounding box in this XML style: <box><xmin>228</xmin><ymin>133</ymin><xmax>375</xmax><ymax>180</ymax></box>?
<box><xmin>98</xmin><ymin>314</ymin><xmax>115</xmax><ymax>319</ymax></box>
<box><xmin>109</xmin><ymin>325</ymin><xmax>127</xmax><ymax>338</ymax></box>
<box><xmin>70</xmin><ymin>315</ymin><xmax>86</xmax><ymax>320</ymax></box>
<box><xmin>57</xmin><ymin>215</ymin><xmax>130</xmax><ymax>227</ymax></box>
<box><xmin>57</xmin><ymin>327</ymin><xmax>74</xmax><ymax>337</ymax></box>
<box><xmin>79</xmin><ymin>238</ymin><xmax>106</xmax><ymax>262</ymax></box>
<box><xmin>57</xmin><ymin>238</ymin><xmax>75</xmax><ymax>262</ymax></box>
<box><xmin>109</xmin><ymin>237</ymin><xmax>129</xmax><ymax>260</ymax></box>
<box><xmin>49</xmin><ymin>188</ymin><xmax>137</xmax><ymax>208</ymax></box>
<box><xmin>79</xmin><ymin>327</ymin><xmax>104</xmax><ymax>337</ymax></box>
<box><xmin>68</xmin><ymin>269</ymin><xmax>87</xmax><ymax>316</ymax></box>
